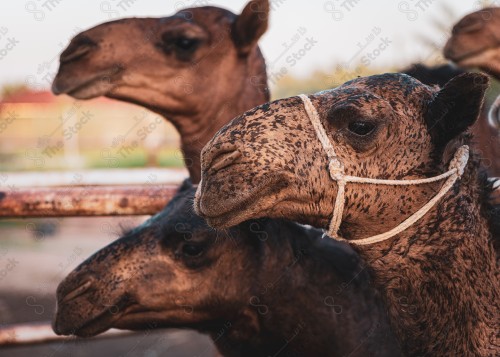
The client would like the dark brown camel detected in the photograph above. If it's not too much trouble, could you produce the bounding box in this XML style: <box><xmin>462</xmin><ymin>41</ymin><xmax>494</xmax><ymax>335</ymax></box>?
<box><xmin>53</xmin><ymin>2</ymin><xmax>401</xmax><ymax>356</ymax></box>
<box><xmin>52</xmin><ymin>1</ymin><xmax>269</xmax><ymax>183</ymax></box>
<box><xmin>444</xmin><ymin>6</ymin><xmax>500</xmax><ymax>177</ymax></box>
<box><xmin>196</xmin><ymin>73</ymin><xmax>500</xmax><ymax>356</ymax></box>
<box><xmin>54</xmin><ymin>180</ymin><xmax>400</xmax><ymax>356</ymax></box>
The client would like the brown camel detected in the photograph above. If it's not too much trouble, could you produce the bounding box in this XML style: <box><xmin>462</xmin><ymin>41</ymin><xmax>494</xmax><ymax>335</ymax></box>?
<box><xmin>444</xmin><ymin>7</ymin><xmax>500</xmax><ymax>79</ymax></box>
<box><xmin>52</xmin><ymin>2</ymin><xmax>402</xmax><ymax>356</ymax></box>
<box><xmin>52</xmin><ymin>1</ymin><xmax>269</xmax><ymax>183</ymax></box>
<box><xmin>53</xmin><ymin>2</ymin><xmax>495</xmax><ymax>182</ymax></box>
<box><xmin>195</xmin><ymin>73</ymin><xmax>500</xmax><ymax>356</ymax></box>
<box><xmin>444</xmin><ymin>6</ymin><xmax>500</xmax><ymax>177</ymax></box>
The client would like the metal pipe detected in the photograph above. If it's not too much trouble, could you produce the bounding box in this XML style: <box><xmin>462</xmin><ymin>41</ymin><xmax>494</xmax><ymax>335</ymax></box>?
<box><xmin>0</xmin><ymin>185</ymin><xmax>178</xmax><ymax>217</ymax></box>
<box><xmin>0</xmin><ymin>321</ymin><xmax>133</xmax><ymax>347</ymax></box>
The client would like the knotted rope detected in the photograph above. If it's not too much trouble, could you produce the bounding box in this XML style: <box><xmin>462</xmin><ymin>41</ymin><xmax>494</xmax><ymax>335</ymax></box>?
<box><xmin>298</xmin><ymin>94</ymin><xmax>469</xmax><ymax>245</ymax></box>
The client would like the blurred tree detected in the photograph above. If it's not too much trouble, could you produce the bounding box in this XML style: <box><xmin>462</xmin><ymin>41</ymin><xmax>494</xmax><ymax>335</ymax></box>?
<box><xmin>1</xmin><ymin>83</ymin><xmax>28</xmax><ymax>100</ymax></box>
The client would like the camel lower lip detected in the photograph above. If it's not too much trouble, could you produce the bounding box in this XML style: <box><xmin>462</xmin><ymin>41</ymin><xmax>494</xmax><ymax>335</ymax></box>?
<box><xmin>59</xmin><ymin>303</ymin><xmax>142</xmax><ymax>337</ymax></box>
<box><xmin>55</xmin><ymin>309</ymin><xmax>114</xmax><ymax>337</ymax></box>
<box><xmin>199</xmin><ymin>176</ymin><xmax>287</xmax><ymax>228</ymax></box>
<box><xmin>65</xmin><ymin>77</ymin><xmax>105</xmax><ymax>98</ymax></box>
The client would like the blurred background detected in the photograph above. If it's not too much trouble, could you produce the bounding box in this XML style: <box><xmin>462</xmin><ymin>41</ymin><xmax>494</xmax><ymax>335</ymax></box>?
<box><xmin>0</xmin><ymin>0</ymin><xmax>498</xmax><ymax>356</ymax></box>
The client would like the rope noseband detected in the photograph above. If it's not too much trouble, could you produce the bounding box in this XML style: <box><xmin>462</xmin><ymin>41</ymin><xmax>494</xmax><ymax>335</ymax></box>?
<box><xmin>298</xmin><ymin>94</ymin><xmax>469</xmax><ymax>245</ymax></box>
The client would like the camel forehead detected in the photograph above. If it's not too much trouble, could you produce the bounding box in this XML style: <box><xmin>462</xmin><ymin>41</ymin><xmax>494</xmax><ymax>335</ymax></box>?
<box><xmin>340</xmin><ymin>73</ymin><xmax>431</xmax><ymax>98</ymax></box>
<box><xmin>80</xmin><ymin>6</ymin><xmax>234</xmax><ymax>38</ymax></box>
<box><xmin>174</xmin><ymin>6</ymin><xmax>235</xmax><ymax>30</ymax></box>
<box><xmin>78</xmin><ymin>17</ymin><xmax>158</xmax><ymax>40</ymax></box>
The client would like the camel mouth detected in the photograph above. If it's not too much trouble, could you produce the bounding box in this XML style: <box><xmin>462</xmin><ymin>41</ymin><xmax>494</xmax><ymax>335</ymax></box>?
<box><xmin>71</xmin><ymin>308</ymin><xmax>121</xmax><ymax>337</ymax></box>
<box><xmin>52</xmin><ymin>73</ymin><xmax>115</xmax><ymax>99</ymax></box>
<box><xmin>54</xmin><ymin>297</ymin><xmax>138</xmax><ymax>337</ymax></box>
<box><xmin>444</xmin><ymin>44</ymin><xmax>495</xmax><ymax>64</ymax></box>
<box><xmin>196</xmin><ymin>173</ymin><xmax>289</xmax><ymax>228</ymax></box>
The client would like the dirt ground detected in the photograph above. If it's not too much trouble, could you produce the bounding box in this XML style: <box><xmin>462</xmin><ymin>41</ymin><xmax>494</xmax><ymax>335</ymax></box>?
<box><xmin>0</xmin><ymin>217</ymin><xmax>217</xmax><ymax>357</ymax></box>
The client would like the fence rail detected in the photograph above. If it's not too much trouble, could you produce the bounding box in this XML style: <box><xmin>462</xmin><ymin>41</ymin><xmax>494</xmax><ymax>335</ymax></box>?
<box><xmin>0</xmin><ymin>185</ymin><xmax>178</xmax><ymax>217</ymax></box>
<box><xmin>0</xmin><ymin>322</ymin><xmax>133</xmax><ymax>347</ymax></box>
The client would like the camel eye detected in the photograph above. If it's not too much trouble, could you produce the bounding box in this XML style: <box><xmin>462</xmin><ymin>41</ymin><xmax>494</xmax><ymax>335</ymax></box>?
<box><xmin>182</xmin><ymin>243</ymin><xmax>204</xmax><ymax>257</ymax></box>
<box><xmin>158</xmin><ymin>33</ymin><xmax>201</xmax><ymax>57</ymax></box>
<box><xmin>348</xmin><ymin>121</ymin><xmax>376</xmax><ymax>136</ymax></box>
<box><xmin>173</xmin><ymin>37</ymin><xmax>199</xmax><ymax>51</ymax></box>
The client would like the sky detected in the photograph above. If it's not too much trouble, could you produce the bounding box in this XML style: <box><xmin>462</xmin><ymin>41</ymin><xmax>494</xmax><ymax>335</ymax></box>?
<box><xmin>0</xmin><ymin>0</ymin><xmax>495</xmax><ymax>90</ymax></box>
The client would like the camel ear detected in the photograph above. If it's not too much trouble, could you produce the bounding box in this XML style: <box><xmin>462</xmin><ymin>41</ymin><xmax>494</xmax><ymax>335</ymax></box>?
<box><xmin>425</xmin><ymin>72</ymin><xmax>488</xmax><ymax>147</ymax></box>
<box><xmin>232</xmin><ymin>0</ymin><xmax>269</xmax><ymax>56</ymax></box>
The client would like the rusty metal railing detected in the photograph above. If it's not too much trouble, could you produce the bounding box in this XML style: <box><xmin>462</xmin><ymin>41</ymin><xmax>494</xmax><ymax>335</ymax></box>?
<box><xmin>0</xmin><ymin>322</ymin><xmax>134</xmax><ymax>347</ymax></box>
<box><xmin>0</xmin><ymin>185</ymin><xmax>178</xmax><ymax>217</ymax></box>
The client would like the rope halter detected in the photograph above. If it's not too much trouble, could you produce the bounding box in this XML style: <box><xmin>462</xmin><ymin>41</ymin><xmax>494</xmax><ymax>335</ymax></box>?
<box><xmin>298</xmin><ymin>94</ymin><xmax>470</xmax><ymax>246</ymax></box>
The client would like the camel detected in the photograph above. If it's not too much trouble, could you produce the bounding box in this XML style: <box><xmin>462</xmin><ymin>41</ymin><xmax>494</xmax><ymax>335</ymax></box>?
<box><xmin>54</xmin><ymin>180</ymin><xmax>400</xmax><ymax>356</ymax></box>
<box><xmin>444</xmin><ymin>6</ymin><xmax>500</xmax><ymax>177</ymax></box>
<box><xmin>52</xmin><ymin>0</ymin><xmax>499</xmax><ymax>180</ymax></box>
<box><xmin>52</xmin><ymin>2</ymin><xmax>401</xmax><ymax>355</ymax></box>
<box><xmin>195</xmin><ymin>73</ymin><xmax>500</xmax><ymax>356</ymax></box>
<box><xmin>444</xmin><ymin>7</ymin><xmax>500</xmax><ymax>79</ymax></box>
<box><xmin>52</xmin><ymin>0</ymin><xmax>269</xmax><ymax>183</ymax></box>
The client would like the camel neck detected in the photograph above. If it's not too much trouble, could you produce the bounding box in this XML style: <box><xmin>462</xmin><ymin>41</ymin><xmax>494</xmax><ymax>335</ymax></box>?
<box><xmin>232</xmin><ymin>220</ymin><xmax>401</xmax><ymax>356</ymax></box>
<box><xmin>173</xmin><ymin>90</ymin><xmax>266</xmax><ymax>183</ymax></box>
<box><xmin>353</xmin><ymin>168</ymin><xmax>499</xmax><ymax>356</ymax></box>
<box><xmin>162</xmin><ymin>53</ymin><xmax>268</xmax><ymax>183</ymax></box>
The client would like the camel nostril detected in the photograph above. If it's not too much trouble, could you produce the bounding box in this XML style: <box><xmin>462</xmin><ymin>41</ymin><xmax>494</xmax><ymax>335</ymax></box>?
<box><xmin>203</xmin><ymin>143</ymin><xmax>241</xmax><ymax>171</ymax></box>
<box><xmin>60</xmin><ymin>37</ymin><xmax>97</xmax><ymax>64</ymax></box>
<box><xmin>60</xmin><ymin>278</ymin><xmax>95</xmax><ymax>304</ymax></box>
<box><xmin>210</xmin><ymin>150</ymin><xmax>242</xmax><ymax>172</ymax></box>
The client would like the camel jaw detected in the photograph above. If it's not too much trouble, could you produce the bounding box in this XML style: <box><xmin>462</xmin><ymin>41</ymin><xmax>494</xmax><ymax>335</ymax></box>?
<box><xmin>195</xmin><ymin>173</ymin><xmax>290</xmax><ymax>229</ymax></box>
<box><xmin>53</xmin><ymin>304</ymin><xmax>122</xmax><ymax>337</ymax></box>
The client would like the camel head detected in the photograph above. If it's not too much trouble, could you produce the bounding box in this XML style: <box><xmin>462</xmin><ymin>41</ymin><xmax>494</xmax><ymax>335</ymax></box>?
<box><xmin>53</xmin><ymin>180</ymin><xmax>262</xmax><ymax>338</ymax></box>
<box><xmin>444</xmin><ymin>7</ymin><xmax>500</xmax><ymax>79</ymax></box>
<box><xmin>52</xmin><ymin>0</ymin><xmax>269</xmax><ymax>122</ymax></box>
<box><xmin>195</xmin><ymin>73</ymin><xmax>489</xmax><ymax>238</ymax></box>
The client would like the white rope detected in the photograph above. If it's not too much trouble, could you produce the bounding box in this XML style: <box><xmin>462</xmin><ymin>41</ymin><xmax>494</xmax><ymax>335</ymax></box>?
<box><xmin>488</xmin><ymin>94</ymin><xmax>500</xmax><ymax>129</ymax></box>
<box><xmin>298</xmin><ymin>94</ymin><xmax>470</xmax><ymax>246</ymax></box>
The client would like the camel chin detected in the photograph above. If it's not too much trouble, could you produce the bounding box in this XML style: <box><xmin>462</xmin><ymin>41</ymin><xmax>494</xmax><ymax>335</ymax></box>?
<box><xmin>53</xmin><ymin>311</ymin><xmax>116</xmax><ymax>338</ymax></box>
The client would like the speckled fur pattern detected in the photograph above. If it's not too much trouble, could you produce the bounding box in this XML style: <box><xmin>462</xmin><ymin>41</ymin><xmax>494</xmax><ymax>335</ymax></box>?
<box><xmin>196</xmin><ymin>73</ymin><xmax>500</xmax><ymax>356</ymax></box>
<box><xmin>403</xmin><ymin>64</ymin><xmax>499</xmax><ymax>177</ymax></box>
<box><xmin>54</xmin><ymin>181</ymin><xmax>402</xmax><ymax>357</ymax></box>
